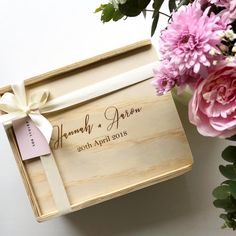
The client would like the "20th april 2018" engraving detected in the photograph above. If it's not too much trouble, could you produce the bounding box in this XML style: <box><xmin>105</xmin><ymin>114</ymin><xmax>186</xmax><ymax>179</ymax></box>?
<box><xmin>51</xmin><ymin>105</ymin><xmax>142</xmax><ymax>151</ymax></box>
<box><xmin>77</xmin><ymin>130</ymin><xmax>128</xmax><ymax>152</ymax></box>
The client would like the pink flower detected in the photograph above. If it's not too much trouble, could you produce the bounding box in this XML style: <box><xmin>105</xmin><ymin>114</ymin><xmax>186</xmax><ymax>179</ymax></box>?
<box><xmin>189</xmin><ymin>61</ymin><xmax>236</xmax><ymax>138</ymax></box>
<box><xmin>210</xmin><ymin>0</ymin><xmax>230</xmax><ymax>7</ymax></box>
<box><xmin>176</xmin><ymin>69</ymin><xmax>203</xmax><ymax>91</ymax></box>
<box><xmin>229</xmin><ymin>2</ymin><xmax>236</xmax><ymax>20</ymax></box>
<box><xmin>160</xmin><ymin>3</ymin><xmax>228</xmax><ymax>74</ymax></box>
<box><xmin>224</xmin><ymin>1</ymin><xmax>236</xmax><ymax>21</ymax></box>
<box><xmin>152</xmin><ymin>62</ymin><xmax>178</xmax><ymax>95</ymax></box>
<box><xmin>198</xmin><ymin>0</ymin><xmax>208</xmax><ymax>4</ymax></box>
<box><xmin>211</xmin><ymin>0</ymin><xmax>236</xmax><ymax>21</ymax></box>
<box><xmin>153</xmin><ymin>60</ymin><xmax>203</xmax><ymax>95</ymax></box>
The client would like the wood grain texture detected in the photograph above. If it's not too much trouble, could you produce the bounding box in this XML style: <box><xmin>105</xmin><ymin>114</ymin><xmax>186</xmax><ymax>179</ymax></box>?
<box><xmin>3</xmin><ymin>40</ymin><xmax>193</xmax><ymax>222</ymax></box>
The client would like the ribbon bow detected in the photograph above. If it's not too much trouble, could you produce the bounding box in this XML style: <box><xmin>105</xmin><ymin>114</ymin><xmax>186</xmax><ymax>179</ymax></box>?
<box><xmin>0</xmin><ymin>82</ymin><xmax>52</xmax><ymax>142</ymax></box>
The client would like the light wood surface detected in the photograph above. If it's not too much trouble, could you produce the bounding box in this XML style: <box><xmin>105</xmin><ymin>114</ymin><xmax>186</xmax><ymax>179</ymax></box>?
<box><xmin>3</xmin><ymin>40</ymin><xmax>193</xmax><ymax>222</ymax></box>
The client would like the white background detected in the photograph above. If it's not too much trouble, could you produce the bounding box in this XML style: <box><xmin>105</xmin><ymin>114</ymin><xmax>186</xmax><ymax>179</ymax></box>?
<box><xmin>0</xmin><ymin>1</ymin><xmax>235</xmax><ymax>235</ymax></box>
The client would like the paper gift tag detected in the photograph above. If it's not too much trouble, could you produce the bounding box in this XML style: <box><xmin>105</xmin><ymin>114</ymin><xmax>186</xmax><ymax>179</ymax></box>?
<box><xmin>12</xmin><ymin>117</ymin><xmax>51</xmax><ymax>161</ymax></box>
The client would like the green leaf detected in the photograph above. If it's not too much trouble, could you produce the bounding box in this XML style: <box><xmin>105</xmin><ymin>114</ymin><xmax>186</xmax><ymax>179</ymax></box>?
<box><xmin>220</xmin><ymin>214</ymin><xmax>236</xmax><ymax>229</ymax></box>
<box><xmin>119</xmin><ymin>3</ymin><xmax>141</xmax><ymax>16</ymax></box>
<box><xmin>150</xmin><ymin>0</ymin><xmax>165</xmax><ymax>36</ymax></box>
<box><xmin>177</xmin><ymin>0</ymin><xmax>190</xmax><ymax>8</ymax></box>
<box><xmin>213</xmin><ymin>185</ymin><xmax>231</xmax><ymax>199</ymax></box>
<box><xmin>220</xmin><ymin>213</ymin><xmax>236</xmax><ymax>230</ymax></box>
<box><xmin>222</xmin><ymin>180</ymin><xmax>232</xmax><ymax>185</ymax></box>
<box><xmin>142</xmin><ymin>9</ymin><xmax>147</xmax><ymax>18</ymax></box>
<box><xmin>213</xmin><ymin>198</ymin><xmax>236</xmax><ymax>212</ymax></box>
<box><xmin>151</xmin><ymin>13</ymin><xmax>159</xmax><ymax>37</ymax></box>
<box><xmin>219</xmin><ymin>165</ymin><xmax>236</xmax><ymax>180</ymax></box>
<box><xmin>220</xmin><ymin>213</ymin><xmax>229</xmax><ymax>221</ymax></box>
<box><xmin>213</xmin><ymin>198</ymin><xmax>230</xmax><ymax>209</ymax></box>
<box><xmin>229</xmin><ymin>181</ymin><xmax>236</xmax><ymax>199</ymax></box>
<box><xmin>222</xmin><ymin>146</ymin><xmax>236</xmax><ymax>163</ymax></box>
<box><xmin>168</xmin><ymin>0</ymin><xmax>177</xmax><ymax>13</ymax></box>
<box><xmin>227</xmin><ymin>135</ymin><xmax>236</xmax><ymax>142</ymax></box>
<box><xmin>152</xmin><ymin>0</ymin><xmax>165</xmax><ymax>15</ymax></box>
<box><xmin>96</xmin><ymin>3</ymin><xmax>124</xmax><ymax>23</ymax></box>
<box><xmin>95</xmin><ymin>4</ymin><xmax>107</xmax><ymax>13</ymax></box>
<box><xmin>112</xmin><ymin>9</ymin><xmax>124</xmax><ymax>21</ymax></box>
<box><xmin>118</xmin><ymin>0</ymin><xmax>151</xmax><ymax>17</ymax></box>
<box><xmin>138</xmin><ymin>0</ymin><xmax>151</xmax><ymax>10</ymax></box>
<box><xmin>101</xmin><ymin>3</ymin><xmax>115</xmax><ymax>23</ymax></box>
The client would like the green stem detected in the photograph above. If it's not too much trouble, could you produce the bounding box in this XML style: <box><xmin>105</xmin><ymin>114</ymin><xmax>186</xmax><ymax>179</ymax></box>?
<box><xmin>144</xmin><ymin>9</ymin><xmax>171</xmax><ymax>18</ymax></box>
<box><xmin>176</xmin><ymin>0</ymin><xmax>190</xmax><ymax>10</ymax></box>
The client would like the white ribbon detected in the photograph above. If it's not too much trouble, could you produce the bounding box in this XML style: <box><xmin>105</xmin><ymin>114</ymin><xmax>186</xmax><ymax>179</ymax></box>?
<box><xmin>0</xmin><ymin>61</ymin><xmax>158</xmax><ymax>215</ymax></box>
<box><xmin>0</xmin><ymin>82</ymin><xmax>52</xmax><ymax>142</ymax></box>
<box><xmin>0</xmin><ymin>62</ymin><xmax>158</xmax><ymax>142</ymax></box>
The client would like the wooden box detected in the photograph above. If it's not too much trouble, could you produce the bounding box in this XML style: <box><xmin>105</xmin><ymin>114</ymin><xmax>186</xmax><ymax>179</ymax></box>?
<box><xmin>0</xmin><ymin>40</ymin><xmax>193</xmax><ymax>222</ymax></box>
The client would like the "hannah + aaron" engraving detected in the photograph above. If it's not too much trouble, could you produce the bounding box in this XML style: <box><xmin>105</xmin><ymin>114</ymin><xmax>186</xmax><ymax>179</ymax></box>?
<box><xmin>51</xmin><ymin>105</ymin><xmax>142</xmax><ymax>149</ymax></box>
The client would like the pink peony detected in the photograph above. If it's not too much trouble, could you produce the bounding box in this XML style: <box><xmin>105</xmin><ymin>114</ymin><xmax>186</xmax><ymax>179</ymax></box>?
<box><xmin>160</xmin><ymin>3</ymin><xmax>228</xmax><ymax>74</ymax></box>
<box><xmin>189</xmin><ymin>61</ymin><xmax>236</xmax><ymax>138</ymax></box>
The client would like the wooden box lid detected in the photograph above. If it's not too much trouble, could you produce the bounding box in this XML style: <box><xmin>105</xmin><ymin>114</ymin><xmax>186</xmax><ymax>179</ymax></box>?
<box><xmin>1</xmin><ymin>40</ymin><xmax>193</xmax><ymax>222</ymax></box>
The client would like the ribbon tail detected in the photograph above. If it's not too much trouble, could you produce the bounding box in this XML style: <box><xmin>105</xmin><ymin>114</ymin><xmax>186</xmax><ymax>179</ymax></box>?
<box><xmin>29</xmin><ymin>113</ymin><xmax>53</xmax><ymax>143</ymax></box>
<box><xmin>0</xmin><ymin>112</ymin><xmax>26</xmax><ymax>124</ymax></box>
<box><xmin>28</xmin><ymin>113</ymin><xmax>71</xmax><ymax>214</ymax></box>
<box><xmin>11</xmin><ymin>81</ymin><xmax>27</xmax><ymax>108</ymax></box>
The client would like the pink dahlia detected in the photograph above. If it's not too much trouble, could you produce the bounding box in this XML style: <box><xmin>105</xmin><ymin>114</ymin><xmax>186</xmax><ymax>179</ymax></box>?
<box><xmin>189</xmin><ymin>61</ymin><xmax>236</xmax><ymax>138</ymax></box>
<box><xmin>160</xmin><ymin>3</ymin><xmax>228</xmax><ymax>74</ymax></box>
<box><xmin>176</xmin><ymin>69</ymin><xmax>203</xmax><ymax>91</ymax></box>
<box><xmin>152</xmin><ymin>60</ymin><xmax>203</xmax><ymax>95</ymax></box>
<box><xmin>152</xmin><ymin>62</ymin><xmax>178</xmax><ymax>95</ymax></box>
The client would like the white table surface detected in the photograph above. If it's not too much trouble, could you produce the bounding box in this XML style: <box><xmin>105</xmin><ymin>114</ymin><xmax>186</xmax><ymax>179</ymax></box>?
<box><xmin>0</xmin><ymin>1</ymin><xmax>235</xmax><ymax>235</ymax></box>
